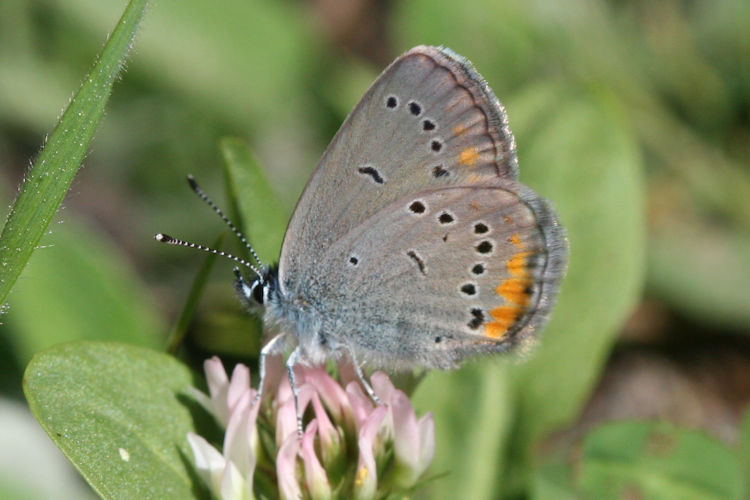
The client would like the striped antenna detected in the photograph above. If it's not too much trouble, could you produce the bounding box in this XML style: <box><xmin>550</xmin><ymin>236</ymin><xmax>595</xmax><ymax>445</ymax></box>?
<box><xmin>154</xmin><ymin>233</ymin><xmax>263</xmax><ymax>280</ymax></box>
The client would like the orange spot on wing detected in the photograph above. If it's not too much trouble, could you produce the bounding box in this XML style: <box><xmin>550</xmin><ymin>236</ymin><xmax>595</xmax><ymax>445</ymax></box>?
<box><xmin>506</xmin><ymin>251</ymin><xmax>531</xmax><ymax>276</ymax></box>
<box><xmin>484</xmin><ymin>305</ymin><xmax>523</xmax><ymax>339</ymax></box>
<box><xmin>496</xmin><ymin>278</ymin><xmax>531</xmax><ymax>306</ymax></box>
<box><xmin>469</xmin><ymin>201</ymin><xmax>481</xmax><ymax>211</ymax></box>
<box><xmin>458</xmin><ymin>147</ymin><xmax>479</xmax><ymax>166</ymax></box>
<box><xmin>510</xmin><ymin>233</ymin><xmax>522</xmax><ymax>248</ymax></box>
<box><xmin>483</xmin><ymin>322</ymin><xmax>507</xmax><ymax>339</ymax></box>
<box><xmin>504</xmin><ymin>215</ymin><xmax>514</xmax><ymax>225</ymax></box>
<box><xmin>453</xmin><ymin>124</ymin><xmax>467</xmax><ymax>136</ymax></box>
<box><xmin>490</xmin><ymin>305</ymin><xmax>519</xmax><ymax>323</ymax></box>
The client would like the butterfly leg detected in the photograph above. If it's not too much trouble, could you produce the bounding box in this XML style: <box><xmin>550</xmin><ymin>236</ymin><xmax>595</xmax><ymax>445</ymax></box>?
<box><xmin>345</xmin><ymin>345</ymin><xmax>383</xmax><ymax>406</ymax></box>
<box><xmin>285</xmin><ymin>345</ymin><xmax>305</xmax><ymax>437</ymax></box>
<box><xmin>251</xmin><ymin>331</ymin><xmax>286</xmax><ymax>408</ymax></box>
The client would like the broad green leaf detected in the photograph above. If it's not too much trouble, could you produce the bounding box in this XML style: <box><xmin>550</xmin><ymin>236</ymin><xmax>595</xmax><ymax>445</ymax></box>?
<box><xmin>0</xmin><ymin>0</ymin><xmax>148</xmax><ymax>305</ymax></box>
<box><xmin>578</xmin><ymin>421</ymin><xmax>743</xmax><ymax>500</ymax></box>
<box><xmin>7</xmin><ymin>219</ymin><xmax>163</xmax><ymax>364</ymax></box>
<box><xmin>0</xmin><ymin>398</ymin><xmax>96</xmax><ymax>500</ymax></box>
<box><xmin>504</xmin><ymin>83</ymin><xmax>646</xmax><ymax>492</ymax></box>
<box><xmin>532</xmin><ymin>462</ymin><xmax>580</xmax><ymax>500</ymax></box>
<box><xmin>24</xmin><ymin>342</ymin><xmax>211</xmax><ymax>500</ymax></box>
<box><xmin>411</xmin><ymin>360</ymin><xmax>514</xmax><ymax>500</ymax></box>
<box><xmin>648</xmin><ymin>218</ymin><xmax>750</xmax><ymax>330</ymax></box>
<box><xmin>221</xmin><ymin>137</ymin><xmax>288</xmax><ymax>264</ymax></box>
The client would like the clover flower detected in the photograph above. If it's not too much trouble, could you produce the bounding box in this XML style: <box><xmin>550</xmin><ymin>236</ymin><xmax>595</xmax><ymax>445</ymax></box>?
<box><xmin>188</xmin><ymin>356</ymin><xmax>435</xmax><ymax>500</ymax></box>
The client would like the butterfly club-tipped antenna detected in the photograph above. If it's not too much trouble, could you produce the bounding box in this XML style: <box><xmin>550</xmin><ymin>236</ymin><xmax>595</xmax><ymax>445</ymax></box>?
<box><xmin>154</xmin><ymin>175</ymin><xmax>266</xmax><ymax>281</ymax></box>
<box><xmin>185</xmin><ymin>174</ymin><xmax>264</xmax><ymax>272</ymax></box>
<box><xmin>154</xmin><ymin>233</ymin><xmax>263</xmax><ymax>280</ymax></box>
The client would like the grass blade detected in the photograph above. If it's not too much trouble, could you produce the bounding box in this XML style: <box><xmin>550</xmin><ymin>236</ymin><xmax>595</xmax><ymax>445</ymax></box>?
<box><xmin>0</xmin><ymin>0</ymin><xmax>149</xmax><ymax>305</ymax></box>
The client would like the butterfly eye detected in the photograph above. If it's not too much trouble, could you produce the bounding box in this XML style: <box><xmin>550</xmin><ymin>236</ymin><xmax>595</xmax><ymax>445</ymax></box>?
<box><xmin>251</xmin><ymin>280</ymin><xmax>264</xmax><ymax>305</ymax></box>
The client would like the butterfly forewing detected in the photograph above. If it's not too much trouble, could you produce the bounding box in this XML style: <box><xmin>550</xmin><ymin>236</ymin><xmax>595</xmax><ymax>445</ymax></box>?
<box><xmin>279</xmin><ymin>46</ymin><xmax>519</xmax><ymax>296</ymax></box>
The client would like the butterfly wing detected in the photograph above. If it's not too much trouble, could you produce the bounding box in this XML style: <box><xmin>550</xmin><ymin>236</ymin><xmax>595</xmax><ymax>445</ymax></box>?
<box><xmin>311</xmin><ymin>180</ymin><xmax>566</xmax><ymax>369</ymax></box>
<box><xmin>274</xmin><ymin>46</ymin><xmax>566</xmax><ymax>369</ymax></box>
<box><xmin>278</xmin><ymin>46</ymin><xmax>519</xmax><ymax>296</ymax></box>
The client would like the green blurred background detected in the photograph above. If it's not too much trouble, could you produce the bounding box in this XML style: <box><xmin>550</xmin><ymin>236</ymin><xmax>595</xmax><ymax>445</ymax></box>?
<box><xmin>1</xmin><ymin>0</ymin><xmax>749</xmax><ymax>498</ymax></box>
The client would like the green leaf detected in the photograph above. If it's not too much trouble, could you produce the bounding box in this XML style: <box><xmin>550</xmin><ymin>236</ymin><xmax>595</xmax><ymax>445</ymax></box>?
<box><xmin>23</xmin><ymin>342</ymin><xmax>211</xmax><ymax>499</ymax></box>
<box><xmin>739</xmin><ymin>407</ymin><xmax>750</xmax><ymax>494</ymax></box>
<box><xmin>221</xmin><ymin>137</ymin><xmax>288</xmax><ymax>264</ymax></box>
<box><xmin>578</xmin><ymin>421</ymin><xmax>744</xmax><ymax>500</ymax></box>
<box><xmin>648</xmin><ymin>218</ymin><xmax>750</xmax><ymax>330</ymax></box>
<box><xmin>532</xmin><ymin>462</ymin><xmax>580</xmax><ymax>500</ymax></box>
<box><xmin>513</xmin><ymin>82</ymin><xmax>646</xmax><ymax>421</ymax></box>
<box><xmin>411</xmin><ymin>360</ymin><xmax>514</xmax><ymax>500</ymax></box>
<box><xmin>504</xmin><ymin>83</ymin><xmax>646</xmax><ymax>492</ymax></box>
<box><xmin>6</xmin><ymin>218</ymin><xmax>163</xmax><ymax>364</ymax></box>
<box><xmin>0</xmin><ymin>0</ymin><xmax>148</xmax><ymax>305</ymax></box>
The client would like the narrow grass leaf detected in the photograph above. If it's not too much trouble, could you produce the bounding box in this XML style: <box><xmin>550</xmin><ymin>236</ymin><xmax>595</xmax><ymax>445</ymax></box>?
<box><xmin>0</xmin><ymin>0</ymin><xmax>149</xmax><ymax>305</ymax></box>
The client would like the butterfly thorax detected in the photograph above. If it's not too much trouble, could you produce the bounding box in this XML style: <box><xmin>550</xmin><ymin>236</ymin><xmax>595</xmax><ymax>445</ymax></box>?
<box><xmin>256</xmin><ymin>268</ymin><xmax>342</xmax><ymax>365</ymax></box>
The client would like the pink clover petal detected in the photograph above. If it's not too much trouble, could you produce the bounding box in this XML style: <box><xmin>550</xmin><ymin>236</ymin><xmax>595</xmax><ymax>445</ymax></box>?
<box><xmin>390</xmin><ymin>391</ymin><xmax>428</xmax><ymax>487</ymax></box>
<box><xmin>219</xmin><ymin>461</ymin><xmax>248</xmax><ymax>500</ymax></box>
<box><xmin>310</xmin><ymin>393</ymin><xmax>340</xmax><ymax>467</ymax></box>
<box><xmin>301</xmin><ymin>421</ymin><xmax>332</xmax><ymax>500</ymax></box>
<box><xmin>417</xmin><ymin>412</ymin><xmax>436</xmax><ymax>475</ymax></box>
<box><xmin>345</xmin><ymin>382</ymin><xmax>375</xmax><ymax>431</ymax></box>
<box><xmin>303</xmin><ymin>366</ymin><xmax>350</xmax><ymax>423</ymax></box>
<box><xmin>276</xmin><ymin>433</ymin><xmax>302</xmax><ymax>500</ymax></box>
<box><xmin>391</xmin><ymin>392</ymin><xmax>418</xmax><ymax>464</ymax></box>
<box><xmin>223</xmin><ymin>390</ymin><xmax>260</xmax><ymax>484</ymax></box>
<box><xmin>204</xmin><ymin>357</ymin><xmax>231</xmax><ymax>425</ymax></box>
<box><xmin>370</xmin><ymin>371</ymin><xmax>397</xmax><ymax>404</ymax></box>
<box><xmin>227</xmin><ymin>363</ymin><xmax>252</xmax><ymax>413</ymax></box>
<box><xmin>354</xmin><ymin>406</ymin><xmax>388</xmax><ymax>500</ymax></box>
<box><xmin>275</xmin><ymin>383</ymin><xmax>315</xmax><ymax>446</ymax></box>
<box><xmin>187</xmin><ymin>432</ymin><xmax>226</xmax><ymax>494</ymax></box>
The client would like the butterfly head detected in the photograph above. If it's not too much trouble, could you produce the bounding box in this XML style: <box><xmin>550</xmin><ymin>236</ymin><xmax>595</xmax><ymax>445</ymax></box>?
<box><xmin>234</xmin><ymin>265</ymin><xmax>278</xmax><ymax>311</ymax></box>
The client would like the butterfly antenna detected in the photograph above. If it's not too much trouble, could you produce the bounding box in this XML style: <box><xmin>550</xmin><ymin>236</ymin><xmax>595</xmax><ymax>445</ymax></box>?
<box><xmin>154</xmin><ymin>233</ymin><xmax>263</xmax><ymax>280</ymax></box>
<box><xmin>186</xmin><ymin>174</ymin><xmax>264</xmax><ymax>269</ymax></box>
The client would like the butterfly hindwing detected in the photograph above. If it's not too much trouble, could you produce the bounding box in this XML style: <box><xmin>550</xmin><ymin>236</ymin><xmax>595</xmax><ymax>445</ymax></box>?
<box><xmin>307</xmin><ymin>180</ymin><xmax>565</xmax><ymax>369</ymax></box>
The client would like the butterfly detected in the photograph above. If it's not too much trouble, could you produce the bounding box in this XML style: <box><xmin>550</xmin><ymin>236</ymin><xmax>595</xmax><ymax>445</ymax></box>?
<box><xmin>157</xmin><ymin>46</ymin><xmax>567</xmax><ymax>435</ymax></box>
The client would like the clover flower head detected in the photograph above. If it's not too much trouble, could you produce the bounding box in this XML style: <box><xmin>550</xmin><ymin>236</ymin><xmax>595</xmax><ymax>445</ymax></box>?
<box><xmin>188</xmin><ymin>356</ymin><xmax>435</xmax><ymax>499</ymax></box>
